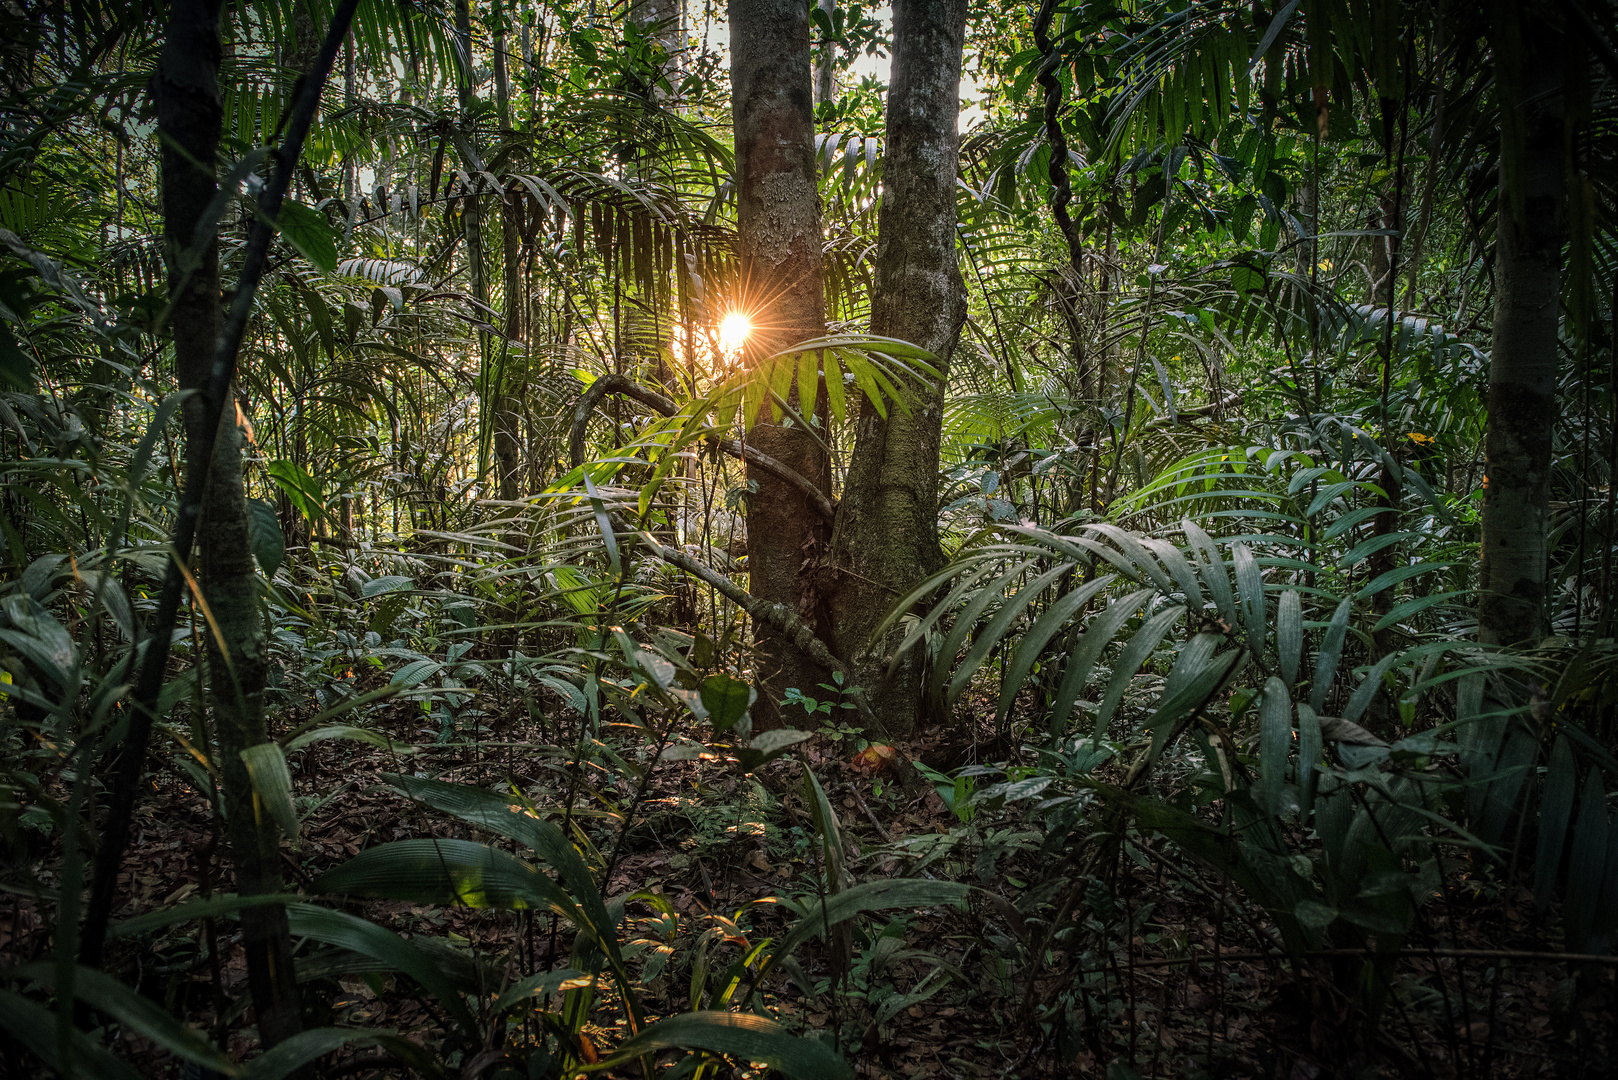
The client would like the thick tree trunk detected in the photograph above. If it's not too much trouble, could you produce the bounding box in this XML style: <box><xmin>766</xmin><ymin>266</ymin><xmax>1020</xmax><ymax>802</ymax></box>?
<box><xmin>826</xmin><ymin>0</ymin><xmax>967</xmax><ymax>740</ymax></box>
<box><xmin>729</xmin><ymin>0</ymin><xmax>833</xmax><ymax>727</ymax></box>
<box><xmin>159</xmin><ymin>0</ymin><xmax>302</xmax><ymax>1049</ymax></box>
<box><xmin>1479</xmin><ymin>12</ymin><xmax>1565</xmax><ymax>646</ymax></box>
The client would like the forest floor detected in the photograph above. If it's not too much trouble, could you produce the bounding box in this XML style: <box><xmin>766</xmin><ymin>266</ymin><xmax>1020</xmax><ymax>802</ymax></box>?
<box><xmin>3</xmin><ymin>696</ymin><xmax>1614</xmax><ymax>1080</ymax></box>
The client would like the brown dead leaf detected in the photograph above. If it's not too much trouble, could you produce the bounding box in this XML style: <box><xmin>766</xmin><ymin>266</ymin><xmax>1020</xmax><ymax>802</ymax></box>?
<box><xmin>851</xmin><ymin>744</ymin><xmax>897</xmax><ymax>774</ymax></box>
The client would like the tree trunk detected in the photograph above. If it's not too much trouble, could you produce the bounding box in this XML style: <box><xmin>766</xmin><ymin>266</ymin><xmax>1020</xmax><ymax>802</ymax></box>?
<box><xmin>631</xmin><ymin>0</ymin><xmax>682</xmax><ymax>96</ymax></box>
<box><xmin>495</xmin><ymin>3</ymin><xmax>524</xmax><ymax>503</ymax></box>
<box><xmin>825</xmin><ymin>0</ymin><xmax>967</xmax><ymax>740</ymax></box>
<box><xmin>454</xmin><ymin>0</ymin><xmax>521</xmax><ymax>502</ymax></box>
<box><xmin>1479</xmin><ymin>11</ymin><xmax>1565</xmax><ymax>646</ymax></box>
<box><xmin>813</xmin><ymin>0</ymin><xmax>836</xmax><ymax>106</ymax></box>
<box><xmin>159</xmin><ymin>0</ymin><xmax>302</xmax><ymax>1049</ymax></box>
<box><xmin>729</xmin><ymin>0</ymin><xmax>832</xmax><ymax>727</ymax></box>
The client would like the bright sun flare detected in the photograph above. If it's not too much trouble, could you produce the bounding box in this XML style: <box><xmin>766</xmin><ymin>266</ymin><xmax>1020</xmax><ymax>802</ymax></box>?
<box><xmin>718</xmin><ymin>311</ymin><xmax>752</xmax><ymax>355</ymax></box>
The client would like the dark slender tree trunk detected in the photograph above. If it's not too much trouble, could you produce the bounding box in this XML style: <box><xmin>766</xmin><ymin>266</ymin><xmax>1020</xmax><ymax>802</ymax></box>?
<box><xmin>494</xmin><ymin>3</ymin><xmax>524</xmax><ymax>503</ymax></box>
<box><xmin>158</xmin><ymin>0</ymin><xmax>302</xmax><ymax>1049</ymax></box>
<box><xmin>1479</xmin><ymin>10</ymin><xmax>1565</xmax><ymax>646</ymax></box>
<box><xmin>825</xmin><ymin>0</ymin><xmax>967</xmax><ymax>740</ymax></box>
<box><xmin>729</xmin><ymin>0</ymin><xmax>832</xmax><ymax>727</ymax></box>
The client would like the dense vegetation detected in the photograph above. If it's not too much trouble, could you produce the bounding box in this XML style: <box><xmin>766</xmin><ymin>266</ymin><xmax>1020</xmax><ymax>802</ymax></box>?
<box><xmin>2</xmin><ymin>0</ymin><xmax>1617</xmax><ymax>1077</ymax></box>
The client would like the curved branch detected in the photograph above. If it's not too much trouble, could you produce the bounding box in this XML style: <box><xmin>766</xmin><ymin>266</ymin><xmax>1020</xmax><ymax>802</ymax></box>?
<box><xmin>1033</xmin><ymin>0</ymin><xmax>1084</xmax><ymax>276</ymax></box>
<box><xmin>568</xmin><ymin>374</ymin><xmax>837</xmax><ymax>522</ymax></box>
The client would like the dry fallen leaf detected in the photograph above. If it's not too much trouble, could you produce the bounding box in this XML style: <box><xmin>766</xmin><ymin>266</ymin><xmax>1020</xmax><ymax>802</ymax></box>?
<box><xmin>851</xmin><ymin>744</ymin><xmax>897</xmax><ymax>773</ymax></box>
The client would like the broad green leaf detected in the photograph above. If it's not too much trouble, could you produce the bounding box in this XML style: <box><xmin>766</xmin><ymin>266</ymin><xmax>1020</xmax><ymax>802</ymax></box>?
<box><xmin>1296</xmin><ymin>703</ymin><xmax>1322</xmax><ymax>815</ymax></box>
<box><xmin>581</xmin><ymin>469</ymin><xmax>620</xmax><ymax>579</ymax></box>
<box><xmin>277</xmin><ymin>199</ymin><xmax>338</xmax><ymax>273</ymax></box>
<box><xmin>278</xmin><ymin>687</ymin><xmax>399</xmax><ymax>749</ymax></box>
<box><xmin>946</xmin><ymin>563</ymin><xmax>1072</xmax><ymax>705</ymax></box>
<box><xmin>1306</xmin><ymin>480</ymin><xmax>1365</xmax><ymax>518</ymax></box>
<box><xmin>796</xmin><ymin>346</ymin><xmax>820</xmax><ymax>419</ymax></box>
<box><xmin>283</xmin><ymin>724</ymin><xmax>416</xmax><ymax>754</ymax></box>
<box><xmin>933</xmin><ymin>559</ymin><xmax>1042</xmax><ymax>695</ymax></box>
<box><xmin>1086</xmin><ymin>523</ymin><xmax>1175</xmax><ymax>594</ymax></box>
<box><xmin>1322</xmin><ymin>506</ymin><xmax>1384</xmax><ymax>541</ymax></box>
<box><xmin>1231</xmin><ymin>543</ymin><xmax>1265</xmax><ymax>650</ymax></box>
<box><xmin>360</xmin><ymin>574</ymin><xmax>413</xmax><ymax>597</ymax></box>
<box><xmin>377</xmin><ymin>776</ymin><xmax>614</xmax><ymax>949</ymax></box>
<box><xmin>1309</xmin><ymin>596</ymin><xmax>1353</xmax><ymax>713</ymax></box>
<box><xmin>492</xmin><ymin>968</ymin><xmax>591</xmax><ymax>1013</ymax></box>
<box><xmin>1276</xmin><ymin>589</ymin><xmax>1302</xmax><ymax>686</ymax></box>
<box><xmin>803</xmin><ymin>767</ymin><xmax>847</xmax><ymax>892</ymax></box>
<box><xmin>814</xmin><ymin>347</ymin><xmax>842</xmax><ymax>420</ymax></box>
<box><xmin>246</xmin><ymin>498</ymin><xmax>284</xmax><ymax>578</ymax></box>
<box><xmin>737</xmin><ymin>725</ymin><xmax>809</xmax><ymax>767</ymax></box>
<box><xmin>1294</xmin><ymin>899</ymin><xmax>1338</xmax><ymax>930</ymax></box>
<box><xmin>240</xmin><ymin>742</ymin><xmax>299</xmax><ymax>842</ymax></box>
<box><xmin>700</xmin><ymin>673</ymin><xmax>754</xmax><ymax>734</ymax></box>
<box><xmin>390</xmin><ymin>658</ymin><xmax>441</xmax><ymax>688</ymax></box>
<box><xmin>756</xmin><ymin>879</ymin><xmax>969</xmax><ymax>988</ymax></box>
<box><xmin>995</xmin><ymin>574</ymin><xmax>1116</xmax><ymax>725</ymax></box>
<box><xmin>1162</xmin><ymin>631</ymin><xmax>1222</xmax><ymax>702</ymax></box>
<box><xmin>1258</xmin><ymin>677</ymin><xmax>1291</xmax><ymax>819</ymax></box>
<box><xmin>1094</xmin><ymin>604</ymin><xmax>1187</xmax><ymax>737</ymax></box>
<box><xmin>0</xmin><ymin>595</ymin><xmax>76</xmax><ymax>688</ymax></box>
<box><xmin>0</xmin><ymin>988</ymin><xmax>141</xmax><ymax>1080</ymax></box>
<box><xmin>266</xmin><ymin>459</ymin><xmax>326</xmax><ymax>525</ymax></box>
<box><xmin>1182</xmin><ymin>520</ymin><xmax>1237</xmax><ymax>628</ymax></box>
<box><xmin>285</xmin><ymin>905</ymin><xmax>476</xmax><ymax>1034</ymax></box>
<box><xmin>1371</xmin><ymin>590</ymin><xmax>1465</xmax><ymax>632</ymax></box>
<box><xmin>109</xmin><ymin>892</ymin><xmax>303</xmax><ymax>939</ymax></box>
<box><xmin>1147</xmin><ymin>648</ymin><xmax>1241</xmax><ymax>766</ymax></box>
<box><xmin>237</xmin><ymin>1027</ymin><xmax>385</xmax><ymax>1080</ymax></box>
<box><xmin>1337</xmin><ymin>530</ymin><xmax>1421</xmax><ymax>570</ymax></box>
<box><xmin>11</xmin><ymin>963</ymin><xmax>232</xmax><ymax>1073</ymax></box>
<box><xmin>1355</xmin><ymin>561</ymin><xmax>1456</xmax><ymax>600</ymax></box>
<box><xmin>1341</xmin><ymin>652</ymin><xmax>1401</xmax><ymax>725</ymax></box>
<box><xmin>313</xmin><ymin>838</ymin><xmax>584</xmax><ymax>928</ymax></box>
<box><xmin>1048</xmin><ymin>589</ymin><xmax>1156</xmax><ymax>732</ymax></box>
<box><xmin>583</xmin><ymin>1011</ymin><xmax>851</xmax><ymax>1080</ymax></box>
<box><xmin>1142</xmin><ymin>538</ymin><xmax>1204</xmax><ymax>611</ymax></box>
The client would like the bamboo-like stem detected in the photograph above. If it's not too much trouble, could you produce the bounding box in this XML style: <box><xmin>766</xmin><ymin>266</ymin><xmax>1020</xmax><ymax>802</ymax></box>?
<box><xmin>81</xmin><ymin>0</ymin><xmax>362</xmax><ymax>972</ymax></box>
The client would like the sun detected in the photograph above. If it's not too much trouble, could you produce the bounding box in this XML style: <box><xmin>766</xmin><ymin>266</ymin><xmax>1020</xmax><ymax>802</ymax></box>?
<box><xmin>718</xmin><ymin>310</ymin><xmax>752</xmax><ymax>356</ymax></box>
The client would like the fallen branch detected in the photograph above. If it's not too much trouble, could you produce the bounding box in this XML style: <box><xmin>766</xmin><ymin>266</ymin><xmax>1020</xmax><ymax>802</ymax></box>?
<box><xmin>1138</xmin><ymin>390</ymin><xmax>1243</xmax><ymax>433</ymax></box>
<box><xmin>1079</xmin><ymin>946</ymin><xmax>1618</xmax><ymax>976</ymax></box>
<box><xmin>568</xmin><ymin>374</ymin><xmax>837</xmax><ymax>522</ymax></box>
<box><xmin>624</xmin><ymin>521</ymin><xmax>915</xmax><ymax>774</ymax></box>
<box><xmin>625</xmin><ymin>523</ymin><xmax>869</xmax><ymax>722</ymax></box>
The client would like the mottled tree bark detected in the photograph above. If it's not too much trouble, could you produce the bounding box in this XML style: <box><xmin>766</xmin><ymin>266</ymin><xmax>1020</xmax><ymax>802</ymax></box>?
<box><xmin>826</xmin><ymin>0</ymin><xmax>967</xmax><ymax>739</ymax></box>
<box><xmin>729</xmin><ymin>0</ymin><xmax>833</xmax><ymax>727</ymax></box>
<box><xmin>1479</xmin><ymin>10</ymin><xmax>1565</xmax><ymax>646</ymax></box>
<box><xmin>158</xmin><ymin>0</ymin><xmax>302</xmax><ymax>1048</ymax></box>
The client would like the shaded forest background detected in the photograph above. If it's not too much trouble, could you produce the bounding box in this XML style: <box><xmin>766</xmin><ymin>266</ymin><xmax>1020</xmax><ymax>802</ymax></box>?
<box><xmin>2</xmin><ymin>0</ymin><xmax>1618</xmax><ymax>1077</ymax></box>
